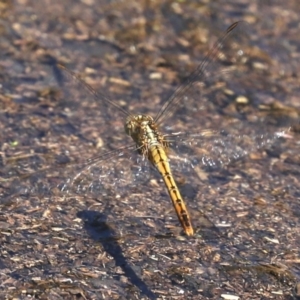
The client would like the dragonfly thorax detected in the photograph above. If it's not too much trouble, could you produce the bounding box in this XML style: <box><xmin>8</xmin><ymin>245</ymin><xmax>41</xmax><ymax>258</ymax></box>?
<box><xmin>125</xmin><ymin>114</ymin><xmax>166</xmax><ymax>156</ymax></box>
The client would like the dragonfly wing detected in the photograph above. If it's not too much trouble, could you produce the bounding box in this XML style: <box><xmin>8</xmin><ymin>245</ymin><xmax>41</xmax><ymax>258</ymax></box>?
<box><xmin>7</xmin><ymin>145</ymin><xmax>153</xmax><ymax>198</ymax></box>
<box><xmin>155</xmin><ymin>21</ymin><xmax>252</xmax><ymax>129</ymax></box>
<box><xmin>167</xmin><ymin>128</ymin><xmax>292</xmax><ymax>173</ymax></box>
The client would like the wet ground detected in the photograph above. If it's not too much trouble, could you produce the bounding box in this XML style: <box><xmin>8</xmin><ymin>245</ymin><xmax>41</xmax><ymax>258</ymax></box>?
<box><xmin>1</xmin><ymin>0</ymin><xmax>300</xmax><ymax>299</ymax></box>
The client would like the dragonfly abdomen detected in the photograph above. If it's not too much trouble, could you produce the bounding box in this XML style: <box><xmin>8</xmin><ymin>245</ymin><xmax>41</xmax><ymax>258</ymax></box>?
<box><xmin>150</xmin><ymin>144</ymin><xmax>194</xmax><ymax>236</ymax></box>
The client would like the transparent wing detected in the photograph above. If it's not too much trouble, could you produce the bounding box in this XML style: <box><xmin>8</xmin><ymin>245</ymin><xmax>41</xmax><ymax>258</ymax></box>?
<box><xmin>45</xmin><ymin>62</ymin><xmax>136</xmax><ymax>158</ymax></box>
<box><xmin>166</xmin><ymin>127</ymin><xmax>292</xmax><ymax>174</ymax></box>
<box><xmin>53</xmin><ymin>64</ymin><xmax>131</xmax><ymax>121</ymax></box>
<box><xmin>8</xmin><ymin>145</ymin><xmax>154</xmax><ymax>197</ymax></box>
<box><xmin>155</xmin><ymin>21</ymin><xmax>251</xmax><ymax>130</ymax></box>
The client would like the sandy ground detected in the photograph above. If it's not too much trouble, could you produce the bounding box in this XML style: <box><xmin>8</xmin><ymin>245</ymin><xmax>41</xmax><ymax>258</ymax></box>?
<box><xmin>0</xmin><ymin>0</ymin><xmax>300</xmax><ymax>299</ymax></box>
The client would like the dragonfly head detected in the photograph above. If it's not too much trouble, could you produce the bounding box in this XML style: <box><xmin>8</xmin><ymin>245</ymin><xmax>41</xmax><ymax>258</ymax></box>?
<box><xmin>124</xmin><ymin>114</ymin><xmax>155</xmax><ymax>141</ymax></box>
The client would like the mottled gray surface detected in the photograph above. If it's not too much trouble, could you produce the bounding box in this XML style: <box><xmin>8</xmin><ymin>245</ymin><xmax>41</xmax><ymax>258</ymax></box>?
<box><xmin>0</xmin><ymin>0</ymin><xmax>300</xmax><ymax>299</ymax></box>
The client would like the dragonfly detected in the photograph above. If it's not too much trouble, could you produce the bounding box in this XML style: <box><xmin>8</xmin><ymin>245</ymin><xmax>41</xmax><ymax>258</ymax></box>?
<box><xmin>14</xmin><ymin>21</ymin><xmax>291</xmax><ymax>236</ymax></box>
